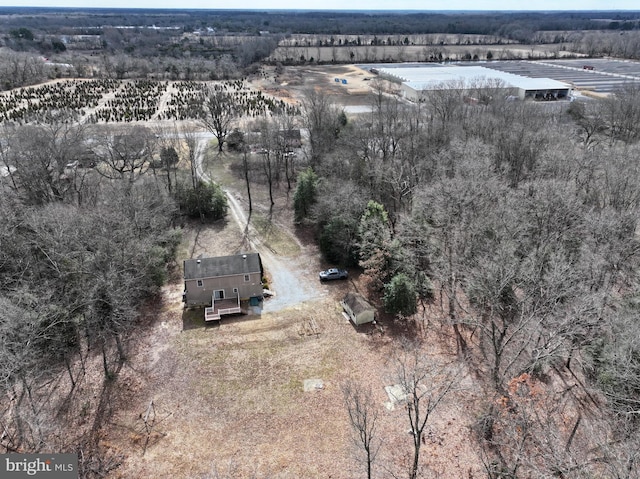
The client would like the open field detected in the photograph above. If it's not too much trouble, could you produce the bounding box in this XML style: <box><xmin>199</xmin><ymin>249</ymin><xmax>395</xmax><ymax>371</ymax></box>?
<box><xmin>253</xmin><ymin>64</ymin><xmax>378</xmax><ymax>109</ymax></box>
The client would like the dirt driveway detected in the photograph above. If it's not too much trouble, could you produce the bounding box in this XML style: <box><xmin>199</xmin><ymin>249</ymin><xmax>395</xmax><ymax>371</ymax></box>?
<box><xmin>194</xmin><ymin>135</ymin><xmax>321</xmax><ymax>312</ymax></box>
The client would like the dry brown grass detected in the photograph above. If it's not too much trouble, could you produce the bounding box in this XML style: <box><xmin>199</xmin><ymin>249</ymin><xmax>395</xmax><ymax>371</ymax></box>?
<box><xmin>101</xmin><ymin>147</ymin><xmax>486</xmax><ymax>479</ymax></box>
<box><xmin>109</xmin><ymin>284</ymin><xmax>487</xmax><ymax>478</ymax></box>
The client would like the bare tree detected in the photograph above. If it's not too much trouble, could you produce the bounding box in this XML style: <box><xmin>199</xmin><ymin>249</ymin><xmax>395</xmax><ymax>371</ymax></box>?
<box><xmin>158</xmin><ymin>146</ymin><xmax>179</xmax><ymax>194</ymax></box>
<box><xmin>391</xmin><ymin>342</ymin><xmax>460</xmax><ymax>479</ymax></box>
<box><xmin>604</xmin><ymin>82</ymin><xmax>640</xmax><ymax>144</ymax></box>
<box><xmin>257</xmin><ymin>119</ymin><xmax>278</xmax><ymax>210</ymax></box>
<box><xmin>0</xmin><ymin>124</ymin><xmax>19</xmax><ymax>192</ymax></box>
<box><xmin>420</xmin><ymin>80</ymin><xmax>464</xmax><ymax>131</ymax></box>
<box><xmin>342</xmin><ymin>380</ymin><xmax>381</xmax><ymax>479</ymax></box>
<box><xmin>414</xmin><ymin>177</ymin><xmax>497</xmax><ymax>356</ymax></box>
<box><xmin>3</xmin><ymin>114</ymin><xmax>90</xmax><ymax>205</ymax></box>
<box><xmin>567</xmin><ymin>101</ymin><xmax>607</xmax><ymax>148</ymax></box>
<box><xmin>301</xmin><ymin>88</ymin><xmax>344</xmax><ymax>167</ymax></box>
<box><xmin>153</xmin><ymin>123</ymin><xmax>182</xmax><ymax>194</ymax></box>
<box><xmin>0</xmin><ymin>50</ymin><xmax>47</xmax><ymax>90</ymax></box>
<box><xmin>180</xmin><ymin>122</ymin><xmax>201</xmax><ymax>189</ymax></box>
<box><xmin>200</xmin><ymin>85</ymin><xmax>241</xmax><ymax>153</ymax></box>
<box><xmin>272</xmin><ymin>112</ymin><xmax>300</xmax><ymax>192</ymax></box>
<box><xmin>242</xmin><ymin>146</ymin><xmax>253</xmax><ymax>215</ymax></box>
<box><xmin>91</xmin><ymin>125</ymin><xmax>157</xmax><ymax>186</ymax></box>
<box><xmin>493</xmin><ymin>122</ymin><xmax>546</xmax><ymax>188</ymax></box>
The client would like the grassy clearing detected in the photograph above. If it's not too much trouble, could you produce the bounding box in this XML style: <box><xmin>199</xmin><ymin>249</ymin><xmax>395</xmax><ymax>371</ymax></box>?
<box><xmin>174</xmin><ymin>305</ymin><xmax>340</xmax><ymax>419</ymax></box>
<box><xmin>251</xmin><ymin>213</ymin><xmax>301</xmax><ymax>256</ymax></box>
<box><xmin>202</xmin><ymin>144</ymin><xmax>302</xmax><ymax>258</ymax></box>
<box><xmin>205</xmin><ymin>150</ymin><xmax>238</xmax><ymax>187</ymax></box>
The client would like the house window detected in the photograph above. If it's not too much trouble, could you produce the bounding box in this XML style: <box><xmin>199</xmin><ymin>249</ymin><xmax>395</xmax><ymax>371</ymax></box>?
<box><xmin>233</xmin><ymin>288</ymin><xmax>238</xmax><ymax>294</ymax></box>
<box><xmin>196</xmin><ymin>280</ymin><xmax>203</xmax><ymax>287</ymax></box>
<box><xmin>244</xmin><ymin>274</ymin><xmax>250</xmax><ymax>282</ymax></box>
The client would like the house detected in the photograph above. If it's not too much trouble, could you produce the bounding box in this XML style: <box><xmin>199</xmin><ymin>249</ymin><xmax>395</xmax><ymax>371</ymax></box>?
<box><xmin>183</xmin><ymin>253</ymin><xmax>263</xmax><ymax>321</ymax></box>
<box><xmin>341</xmin><ymin>292</ymin><xmax>376</xmax><ymax>325</ymax></box>
<box><xmin>277</xmin><ymin>129</ymin><xmax>302</xmax><ymax>149</ymax></box>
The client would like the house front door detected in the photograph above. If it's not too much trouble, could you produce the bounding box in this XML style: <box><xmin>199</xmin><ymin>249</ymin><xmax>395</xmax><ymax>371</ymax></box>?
<box><xmin>214</xmin><ymin>290</ymin><xmax>225</xmax><ymax>300</ymax></box>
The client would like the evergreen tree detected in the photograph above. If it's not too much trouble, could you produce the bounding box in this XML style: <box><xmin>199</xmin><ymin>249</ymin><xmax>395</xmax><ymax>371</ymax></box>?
<box><xmin>293</xmin><ymin>167</ymin><xmax>318</xmax><ymax>223</ymax></box>
<box><xmin>383</xmin><ymin>273</ymin><xmax>417</xmax><ymax>317</ymax></box>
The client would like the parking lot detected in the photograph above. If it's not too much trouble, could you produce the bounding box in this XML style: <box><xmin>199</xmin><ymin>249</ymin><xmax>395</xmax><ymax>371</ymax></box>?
<box><xmin>483</xmin><ymin>58</ymin><xmax>640</xmax><ymax>94</ymax></box>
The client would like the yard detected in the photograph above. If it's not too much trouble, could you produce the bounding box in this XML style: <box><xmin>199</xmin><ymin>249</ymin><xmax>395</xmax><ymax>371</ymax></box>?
<box><xmin>103</xmin><ymin>150</ymin><xmax>482</xmax><ymax>478</ymax></box>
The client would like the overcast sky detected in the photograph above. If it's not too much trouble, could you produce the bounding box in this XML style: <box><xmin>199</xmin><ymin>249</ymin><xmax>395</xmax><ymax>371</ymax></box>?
<box><xmin>0</xmin><ymin>0</ymin><xmax>638</xmax><ymax>11</ymax></box>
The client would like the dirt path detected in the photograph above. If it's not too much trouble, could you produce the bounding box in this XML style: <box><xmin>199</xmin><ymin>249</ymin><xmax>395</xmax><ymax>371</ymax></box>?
<box><xmin>79</xmin><ymin>80</ymin><xmax>123</xmax><ymax>124</ymax></box>
<box><xmin>225</xmin><ymin>191</ymin><xmax>320</xmax><ymax>311</ymax></box>
<box><xmin>151</xmin><ymin>81</ymin><xmax>176</xmax><ymax>121</ymax></box>
<box><xmin>195</xmin><ymin>137</ymin><xmax>320</xmax><ymax>312</ymax></box>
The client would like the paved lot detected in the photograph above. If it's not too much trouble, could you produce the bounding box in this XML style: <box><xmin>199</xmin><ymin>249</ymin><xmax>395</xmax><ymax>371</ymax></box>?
<box><xmin>482</xmin><ymin>58</ymin><xmax>640</xmax><ymax>94</ymax></box>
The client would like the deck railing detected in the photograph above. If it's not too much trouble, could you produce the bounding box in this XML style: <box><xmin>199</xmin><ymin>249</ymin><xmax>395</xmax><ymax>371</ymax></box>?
<box><xmin>205</xmin><ymin>296</ymin><xmax>241</xmax><ymax>322</ymax></box>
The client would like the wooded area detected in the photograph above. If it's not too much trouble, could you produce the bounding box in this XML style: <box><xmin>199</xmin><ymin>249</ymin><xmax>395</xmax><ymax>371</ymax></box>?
<box><xmin>293</xmin><ymin>81</ymin><xmax>640</xmax><ymax>477</ymax></box>
<box><xmin>2</xmin><ymin>8</ymin><xmax>640</xmax><ymax>91</ymax></box>
<box><xmin>1</xmin><ymin>6</ymin><xmax>640</xmax><ymax>479</ymax></box>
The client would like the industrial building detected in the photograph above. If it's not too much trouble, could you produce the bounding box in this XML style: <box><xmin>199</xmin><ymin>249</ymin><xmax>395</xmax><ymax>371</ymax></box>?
<box><xmin>377</xmin><ymin>65</ymin><xmax>572</xmax><ymax>102</ymax></box>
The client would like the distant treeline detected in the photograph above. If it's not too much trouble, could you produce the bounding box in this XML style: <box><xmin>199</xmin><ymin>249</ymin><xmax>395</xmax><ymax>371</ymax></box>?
<box><xmin>0</xmin><ymin>8</ymin><xmax>639</xmax><ymax>38</ymax></box>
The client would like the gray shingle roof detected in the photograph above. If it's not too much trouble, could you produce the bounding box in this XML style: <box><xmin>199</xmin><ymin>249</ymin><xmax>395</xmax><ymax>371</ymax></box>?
<box><xmin>184</xmin><ymin>253</ymin><xmax>262</xmax><ymax>280</ymax></box>
<box><xmin>342</xmin><ymin>292</ymin><xmax>375</xmax><ymax>315</ymax></box>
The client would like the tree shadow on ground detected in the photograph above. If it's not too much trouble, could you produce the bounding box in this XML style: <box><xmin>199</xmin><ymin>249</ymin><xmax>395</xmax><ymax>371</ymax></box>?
<box><xmin>182</xmin><ymin>307</ymin><xmax>210</xmax><ymax>331</ymax></box>
<box><xmin>181</xmin><ymin>308</ymin><xmax>261</xmax><ymax>331</ymax></box>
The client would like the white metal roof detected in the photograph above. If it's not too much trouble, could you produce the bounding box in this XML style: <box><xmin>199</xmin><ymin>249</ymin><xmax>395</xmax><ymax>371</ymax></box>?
<box><xmin>380</xmin><ymin>65</ymin><xmax>571</xmax><ymax>92</ymax></box>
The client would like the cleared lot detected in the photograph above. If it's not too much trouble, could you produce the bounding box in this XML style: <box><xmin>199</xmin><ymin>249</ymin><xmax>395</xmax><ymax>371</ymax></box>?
<box><xmin>104</xmin><ymin>151</ymin><xmax>481</xmax><ymax>478</ymax></box>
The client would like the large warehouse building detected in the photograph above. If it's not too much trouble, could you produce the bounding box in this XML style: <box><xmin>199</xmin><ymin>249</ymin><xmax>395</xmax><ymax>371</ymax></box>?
<box><xmin>377</xmin><ymin>65</ymin><xmax>572</xmax><ymax>102</ymax></box>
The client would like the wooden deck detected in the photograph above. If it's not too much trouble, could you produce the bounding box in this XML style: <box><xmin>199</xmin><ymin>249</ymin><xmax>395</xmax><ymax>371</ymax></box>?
<box><xmin>205</xmin><ymin>297</ymin><xmax>242</xmax><ymax>322</ymax></box>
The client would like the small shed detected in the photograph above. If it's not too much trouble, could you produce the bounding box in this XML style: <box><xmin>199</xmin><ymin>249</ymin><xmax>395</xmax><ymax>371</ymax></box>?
<box><xmin>341</xmin><ymin>292</ymin><xmax>376</xmax><ymax>325</ymax></box>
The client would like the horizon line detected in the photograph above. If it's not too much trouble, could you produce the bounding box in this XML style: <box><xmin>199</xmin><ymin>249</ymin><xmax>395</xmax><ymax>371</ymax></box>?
<box><xmin>1</xmin><ymin>6</ymin><xmax>640</xmax><ymax>12</ymax></box>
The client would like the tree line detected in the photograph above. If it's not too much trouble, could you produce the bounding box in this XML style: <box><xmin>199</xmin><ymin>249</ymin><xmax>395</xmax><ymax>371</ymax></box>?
<box><xmin>2</xmin><ymin>8</ymin><xmax>639</xmax><ymax>37</ymax></box>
